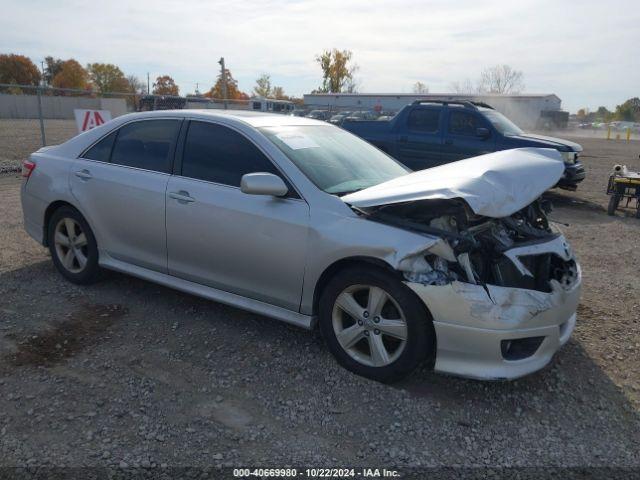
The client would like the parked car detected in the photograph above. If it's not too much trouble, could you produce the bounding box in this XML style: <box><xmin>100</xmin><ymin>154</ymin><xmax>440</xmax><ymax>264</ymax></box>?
<box><xmin>343</xmin><ymin>110</ymin><xmax>379</xmax><ymax>122</ymax></box>
<box><xmin>21</xmin><ymin>110</ymin><xmax>580</xmax><ymax>382</ymax></box>
<box><xmin>306</xmin><ymin>110</ymin><xmax>329</xmax><ymax>121</ymax></box>
<box><xmin>329</xmin><ymin>112</ymin><xmax>352</xmax><ymax>125</ymax></box>
<box><xmin>342</xmin><ymin>100</ymin><xmax>586</xmax><ymax>191</ymax></box>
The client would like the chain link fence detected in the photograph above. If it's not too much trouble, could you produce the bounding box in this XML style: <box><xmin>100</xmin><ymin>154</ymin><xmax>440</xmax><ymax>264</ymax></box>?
<box><xmin>0</xmin><ymin>83</ymin><xmax>250</xmax><ymax>173</ymax></box>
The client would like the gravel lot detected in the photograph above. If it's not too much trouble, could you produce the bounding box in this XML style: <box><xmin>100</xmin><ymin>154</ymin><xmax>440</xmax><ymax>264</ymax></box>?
<box><xmin>1</xmin><ymin>133</ymin><xmax>640</xmax><ymax>472</ymax></box>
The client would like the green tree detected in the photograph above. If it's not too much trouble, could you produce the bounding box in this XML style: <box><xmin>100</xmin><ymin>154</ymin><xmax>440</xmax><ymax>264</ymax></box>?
<box><xmin>0</xmin><ymin>53</ymin><xmax>41</xmax><ymax>86</ymax></box>
<box><xmin>613</xmin><ymin>98</ymin><xmax>640</xmax><ymax>122</ymax></box>
<box><xmin>152</xmin><ymin>75</ymin><xmax>179</xmax><ymax>96</ymax></box>
<box><xmin>595</xmin><ymin>106</ymin><xmax>612</xmax><ymax>122</ymax></box>
<box><xmin>253</xmin><ymin>74</ymin><xmax>272</xmax><ymax>97</ymax></box>
<box><xmin>43</xmin><ymin>56</ymin><xmax>64</xmax><ymax>85</ymax></box>
<box><xmin>87</xmin><ymin>63</ymin><xmax>128</xmax><ymax>94</ymax></box>
<box><xmin>315</xmin><ymin>49</ymin><xmax>358</xmax><ymax>93</ymax></box>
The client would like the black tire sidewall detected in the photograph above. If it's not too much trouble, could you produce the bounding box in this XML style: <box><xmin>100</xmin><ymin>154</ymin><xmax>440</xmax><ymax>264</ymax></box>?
<box><xmin>48</xmin><ymin>206</ymin><xmax>100</xmax><ymax>284</ymax></box>
<box><xmin>319</xmin><ymin>266</ymin><xmax>435</xmax><ymax>383</ymax></box>
<box><xmin>607</xmin><ymin>195</ymin><xmax>620</xmax><ymax>216</ymax></box>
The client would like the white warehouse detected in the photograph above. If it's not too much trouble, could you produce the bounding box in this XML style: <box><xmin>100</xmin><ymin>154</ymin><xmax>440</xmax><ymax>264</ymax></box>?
<box><xmin>303</xmin><ymin>93</ymin><xmax>564</xmax><ymax>129</ymax></box>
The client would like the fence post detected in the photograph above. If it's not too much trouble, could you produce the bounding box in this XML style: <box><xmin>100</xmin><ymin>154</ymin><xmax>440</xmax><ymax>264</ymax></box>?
<box><xmin>36</xmin><ymin>86</ymin><xmax>46</xmax><ymax>146</ymax></box>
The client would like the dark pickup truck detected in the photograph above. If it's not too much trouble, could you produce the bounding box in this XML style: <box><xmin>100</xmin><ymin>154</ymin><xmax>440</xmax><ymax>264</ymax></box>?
<box><xmin>342</xmin><ymin>100</ymin><xmax>586</xmax><ymax>190</ymax></box>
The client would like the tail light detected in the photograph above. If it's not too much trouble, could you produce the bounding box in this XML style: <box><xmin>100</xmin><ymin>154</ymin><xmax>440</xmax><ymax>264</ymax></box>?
<box><xmin>22</xmin><ymin>159</ymin><xmax>36</xmax><ymax>178</ymax></box>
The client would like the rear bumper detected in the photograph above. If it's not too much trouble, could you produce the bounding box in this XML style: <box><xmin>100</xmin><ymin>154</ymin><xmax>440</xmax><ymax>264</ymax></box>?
<box><xmin>21</xmin><ymin>182</ymin><xmax>47</xmax><ymax>245</ymax></box>
<box><xmin>406</xmin><ymin>263</ymin><xmax>581</xmax><ymax>380</ymax></box>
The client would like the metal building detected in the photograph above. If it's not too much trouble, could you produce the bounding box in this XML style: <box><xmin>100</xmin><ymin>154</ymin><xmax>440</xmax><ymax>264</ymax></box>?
<box><xmin>303</xmin><ymin>93</ymin><xmax>564</xmax><ymax>129</ymax></box>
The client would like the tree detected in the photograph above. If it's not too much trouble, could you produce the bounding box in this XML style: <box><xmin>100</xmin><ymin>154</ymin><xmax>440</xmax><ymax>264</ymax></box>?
<box><xmin>152</xmin><ymin>75</ymin><xmax>179</xmax><ymax>95</ymax></box>
<box><xmin>206</xmin><ymin>68</ymin><xmax>248</xmax><ymax>100</ymax></box>
<box><xmin>595</xmin><ymin>106</ymin><xmax>612</xmax><ymax>122</ymax></box>
<box><xmin>450</xmin><ymin>79</ymin><xmax>476</xmax><ymax>94</ymax></box>
<box><xmin>125</xmin><ymin>75</ymin><xmax>146</xmax><ymax>94</ymax></box>
<box><xmin>478</xmin><ymin>64</ymin><xmax>524</xmax><ymax>94</ymax></box>
<box><xmin>271</xmin><ymin>86</ymin><xmax>286</xmax><ymax>99</ymax></box>
<box><xmin>412</xmin><ymin>81</ymin><xmax>429</xmax><ymax>94</ymax></box>
<box><xmin>87</xmin><ymin>63</ymin><xmax>128</xmax><ymax>94</ymax></box>
<box><xmin>576</xmin><ymin>108</ymin><xmax>588</xmax><ymax>120</ymax></box>
<box><xmin>0</xmin><ymin>54</ymin><xmax>41</xmax><ymax>86</ymax></box>
<box><xmin>315</xmin><ymin>49</ymin><xmax>358</xmax><ymax>93</ymax></box>
<box><xmin>51</xmin><ymin>59</ymin><xmax>88</xmax><ymax>90</ymax></box>
<box><xmin>253</xmin><ymin>74</ymin><xmax>272</xmax><ymax>97</ymax></box>
<box><xmin>613</xmin><ymin>98</ymin><xmax>640</xmax><ymax>122</ymax></box>
<box><xmin>43</xmin><ymin>56</ymin><xmax>64</xmax><ymax>85</ymax></box>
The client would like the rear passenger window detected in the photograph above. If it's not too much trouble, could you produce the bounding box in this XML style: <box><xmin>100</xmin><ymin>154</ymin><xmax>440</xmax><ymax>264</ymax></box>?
<box><xmin>182</xmin><ymin>121</ymin><xmax>280</xmax><ymax>187</ymax></box>
<box><xmin>83</xmin><ymin>131</ymin><xmax>117</xmax><ymax>162</ymax></box>
<box><xmin>408</xmin><ymin>109</ymin><xmax>440</xmax><ymax>132</ymax></box>
<box><xmin>110</xmin><ymin>120</ymin><xmax>180</xmax><ymax>173</ymax></box>
<box><xmin>448</xmin><ymin>111</ymin><xmax>479</xmax><ymax>136</ymax></box>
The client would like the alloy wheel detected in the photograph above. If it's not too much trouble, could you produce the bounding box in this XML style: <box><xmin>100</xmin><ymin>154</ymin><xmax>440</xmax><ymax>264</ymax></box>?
<box><xmin>332</xmin><ymin>284</ymin><xmax>408</xmax><ymax>367</ymax></box>
<box><xmin>53</xmin><ymin>217</ymin><xmax>89</xmax><ymax>274</ymax></box>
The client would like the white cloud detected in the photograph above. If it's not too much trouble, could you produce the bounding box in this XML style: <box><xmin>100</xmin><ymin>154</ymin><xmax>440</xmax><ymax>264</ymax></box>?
<box><xmin>1</xmin><ymin>0</ymin><xmax>638</xmax><ymax>111</ymax></box>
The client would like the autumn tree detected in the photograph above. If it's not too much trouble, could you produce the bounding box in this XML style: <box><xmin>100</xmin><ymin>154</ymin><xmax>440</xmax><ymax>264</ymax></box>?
<box><xmin>51</xmin><ymin>59</ymin><xmax>88</xmax><ymax>90</ymax></box>
<box><xmin>152</xmin><ymin>75</ymin><xmax>179</xmax><ymax>96</ymax></box>
<box><xmin>206</xmin><ymin>68</ymin><xmax>248</xmax><ymax>100</ymax></box>
<box><xmin>125</xmin><ymin>75</ymin><xmax>146</xmax><ymax>94</ymax></box>
<box><xmin>87</xmin><ymin>63</ymin><xmax>128</xmax><ymax>94</ymax></box>
<box><xmin>412</xmin><ymin>81</ymin><xmax>429</xmax><ymax>94</ymax></box>
<box><xmin>315</xmin><ymin>49</ymin><xmax>358</xmax><ymax>93</ymax></box>
<box><xmin>0</xmin><ymin>54</ymin><xmax>41</xmax><ymax>86</ymax></box>
<box><xmin>253</xmin><ymin>74</ymin><xmax>272</xmax><ymax>97</ymax></box>
<box><xmin>478</xmin><ymin>64</ymin><xmax>524</xmax><ymax>94</ymax></box>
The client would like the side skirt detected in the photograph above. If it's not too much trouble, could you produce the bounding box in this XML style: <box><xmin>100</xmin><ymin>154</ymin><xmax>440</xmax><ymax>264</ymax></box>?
<box><xmin>99</xmin><ymin>253</ymin><xmax>315</xmax><ymax>330</ymax></box>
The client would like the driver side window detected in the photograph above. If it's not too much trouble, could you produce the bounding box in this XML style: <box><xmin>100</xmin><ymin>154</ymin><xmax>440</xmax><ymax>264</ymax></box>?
<box><xmin>448</xmin><ymin>111</ymin><xmax>480</xmax><ymax>136</ymax></box>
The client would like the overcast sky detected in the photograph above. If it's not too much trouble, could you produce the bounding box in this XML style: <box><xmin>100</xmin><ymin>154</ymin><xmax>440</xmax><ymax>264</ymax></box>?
<box><xmin>1</xmin><ymin>0</ymin><xmax>638</xmax><ymax>112</ymax></box>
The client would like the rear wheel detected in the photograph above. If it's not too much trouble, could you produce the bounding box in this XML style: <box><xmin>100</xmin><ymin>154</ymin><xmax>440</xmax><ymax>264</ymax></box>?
<box><xmin>48</xmin><ymin>206</ymin><xmax>100</xmax><ymax>284</ymax></box>
<box><xmin>319</xmin><ymin>266</ymin><xmax>435</xmax><ymax>383</ymax></box>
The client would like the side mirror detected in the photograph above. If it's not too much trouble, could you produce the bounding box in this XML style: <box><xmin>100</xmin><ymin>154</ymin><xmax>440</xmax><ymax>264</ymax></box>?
<box><xmin>476</xmin><ymin>127</ymin><xmax>490</xmax><ymax>139</ymax></box>
<box><xmin>240</xmin><ymin>172</ymin><xmax>288</xmax><ymax>197</ymax></box>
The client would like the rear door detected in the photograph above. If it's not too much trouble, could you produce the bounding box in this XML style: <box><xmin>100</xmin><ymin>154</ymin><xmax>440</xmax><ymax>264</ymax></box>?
<box><xmin>70</xmin><ymin>118</ymin><xmax>181</xmax><ymax>272</ymax></box>
<box><xmin>165</xmin><ymin>120</ymin><xmax>309</xmax><ymax>311</ymax></box>
<box><xmin>395</xmin><ymin>107</ymin><xmax>445</xmax><ymax>170</ymax></box>
<box><xmin>442</xmin><ymin>108</ymin><xmax>495</xmax><ymax>162</ymax></box>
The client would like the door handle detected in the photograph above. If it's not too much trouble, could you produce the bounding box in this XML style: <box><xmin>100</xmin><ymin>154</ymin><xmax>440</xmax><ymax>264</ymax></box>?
<box><xmin>168</xmin><ymin>191</ymin><xmax>195</xmax><ymax>203</ymax></box>
<box><xmin>74</xmin><ymin>169</ymin><xmax>92</xmax><ymax>180</ymax></box>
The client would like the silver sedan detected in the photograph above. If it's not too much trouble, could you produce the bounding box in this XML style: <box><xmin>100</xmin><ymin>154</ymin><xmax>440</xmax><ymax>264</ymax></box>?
<box><xmin>21</xmin><ymin>110</ymin><xmax>580</xmax><ymax>382</ymax></box>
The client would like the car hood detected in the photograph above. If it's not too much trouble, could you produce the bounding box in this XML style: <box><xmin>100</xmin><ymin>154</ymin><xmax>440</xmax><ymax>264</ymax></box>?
<box><xmin>342</xmin><ymin>148</ymin><xmax>565</xmax><ymax>218</ymax></box>
<box><xmin>509</xmin><ymin>133</ymin><xmax>583</xmax><ymax>152</ymax></box>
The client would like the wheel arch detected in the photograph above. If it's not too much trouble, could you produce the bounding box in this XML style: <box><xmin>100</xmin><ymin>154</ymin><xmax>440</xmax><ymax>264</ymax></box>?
<box><xmin>311</xmin><ymin>256</ymin><xmax>402</xmax><ymax>317</ymax></box>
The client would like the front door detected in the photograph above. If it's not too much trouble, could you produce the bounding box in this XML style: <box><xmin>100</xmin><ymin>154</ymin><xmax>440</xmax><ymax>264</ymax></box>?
<box><xmin>165</xmin><ymin>120</ymin><xmax>309</xmax><ymax>311</ymax></box>
<box><xmin>442</xmin><ymin>109</ymin><xmax>495</xmax><ymax>162</ymax></box>
<box><xmin>395</xmin><ymin>107</ymin><xmax>445</xmax><ymax>170</ymax></box>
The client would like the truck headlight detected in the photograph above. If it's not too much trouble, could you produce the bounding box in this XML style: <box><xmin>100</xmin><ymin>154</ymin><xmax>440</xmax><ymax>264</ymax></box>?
<box><xmin>561</xmin><ymin>152</ymin><xmax>577</xmax><ymax>164</ymax></box>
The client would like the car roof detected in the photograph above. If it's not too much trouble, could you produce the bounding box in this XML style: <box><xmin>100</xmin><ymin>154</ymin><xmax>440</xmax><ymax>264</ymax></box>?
<box><xmin>116</xmin><ymin>109</ymin><xmax>327</xmax><ymax>127</ymax></box>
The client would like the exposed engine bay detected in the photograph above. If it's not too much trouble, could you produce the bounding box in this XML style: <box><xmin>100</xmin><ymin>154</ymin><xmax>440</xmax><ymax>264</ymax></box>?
<box><xmin>359</xmin><ymin>198</ymin><xmax>578</xmax><ymax>293</ymax></box>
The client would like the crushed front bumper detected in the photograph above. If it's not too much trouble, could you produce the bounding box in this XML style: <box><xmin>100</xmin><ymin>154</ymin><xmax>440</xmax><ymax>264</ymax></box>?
<box><xmin>406</xmin><ymin>241</ymin><xmax>581</xmax><ymax>380</ymax></box>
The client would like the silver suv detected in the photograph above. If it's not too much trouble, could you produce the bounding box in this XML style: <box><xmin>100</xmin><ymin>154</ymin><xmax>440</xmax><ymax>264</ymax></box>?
<box><xmin>21</xmin><ymin>110</ymin><xmax>581</xmax><ymax>382</ymax></box>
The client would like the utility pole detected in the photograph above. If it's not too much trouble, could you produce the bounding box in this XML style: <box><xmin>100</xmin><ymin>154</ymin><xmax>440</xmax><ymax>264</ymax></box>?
<box><xmin>218</xmin><ymin>57</ymin><xmax>228</xmax><ymax>109</ymax></box>
<box><xmin>147</xmin><ymin>72</ymin><xmax>150</xmax><ymax>94</ymax></box>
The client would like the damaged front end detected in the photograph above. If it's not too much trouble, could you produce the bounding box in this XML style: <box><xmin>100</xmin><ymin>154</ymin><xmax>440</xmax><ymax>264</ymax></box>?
<box><xmin>358</xmin><ymin>197</ymin><xmax>581</xmax><ymax>379</ymax></box>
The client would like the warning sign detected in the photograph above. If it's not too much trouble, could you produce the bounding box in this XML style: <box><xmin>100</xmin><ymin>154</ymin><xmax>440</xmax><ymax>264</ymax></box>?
<box><xmin>74</xmin><ymin>109</ymin><xmax>112</xmax><ymax>133</ymax></box>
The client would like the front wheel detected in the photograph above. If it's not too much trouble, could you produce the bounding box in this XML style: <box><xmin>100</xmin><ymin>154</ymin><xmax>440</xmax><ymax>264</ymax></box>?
<box><xmin>607</xmin><ymin>194</ymin><xmax>620</xmax><ymax>216</ymax></box>
<box><xmin>319</xmin><ymin>266</ymin><xmax>435</xmax><ymax>383</ymax></box>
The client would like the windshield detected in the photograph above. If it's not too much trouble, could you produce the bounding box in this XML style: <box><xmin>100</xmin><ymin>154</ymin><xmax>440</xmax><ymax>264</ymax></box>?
<box><xmin>483</xmin><ymin>110</ymin><xmax>524</xmax><ymax>136</ymax></box>
<box><xmin>259</xmin><ymin>125</ymin><xmax>409</xmax><ymax>195</ymax></box>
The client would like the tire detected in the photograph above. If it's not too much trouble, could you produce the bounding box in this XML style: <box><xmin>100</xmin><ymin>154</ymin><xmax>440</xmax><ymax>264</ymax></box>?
<box><xmin>318</xmin><ymin>266</ymin><xmax>435</xmax><ymax>383</ymax></box>
<box><xmin>47</xmin><ymin>206</ymin><xmax>101</xmax><ymax>284</ymax></box>
<box><xmin>607</xmin><ymin>194</ymin><xmax>620</xmax><ymax>216</ymax></box>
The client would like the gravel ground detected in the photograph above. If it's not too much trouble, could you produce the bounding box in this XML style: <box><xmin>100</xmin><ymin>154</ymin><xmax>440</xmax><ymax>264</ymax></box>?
<box><xmin>0</xmin><ymin>135</ymin><xmax>640</xmax><ymax>471</ymax></box>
